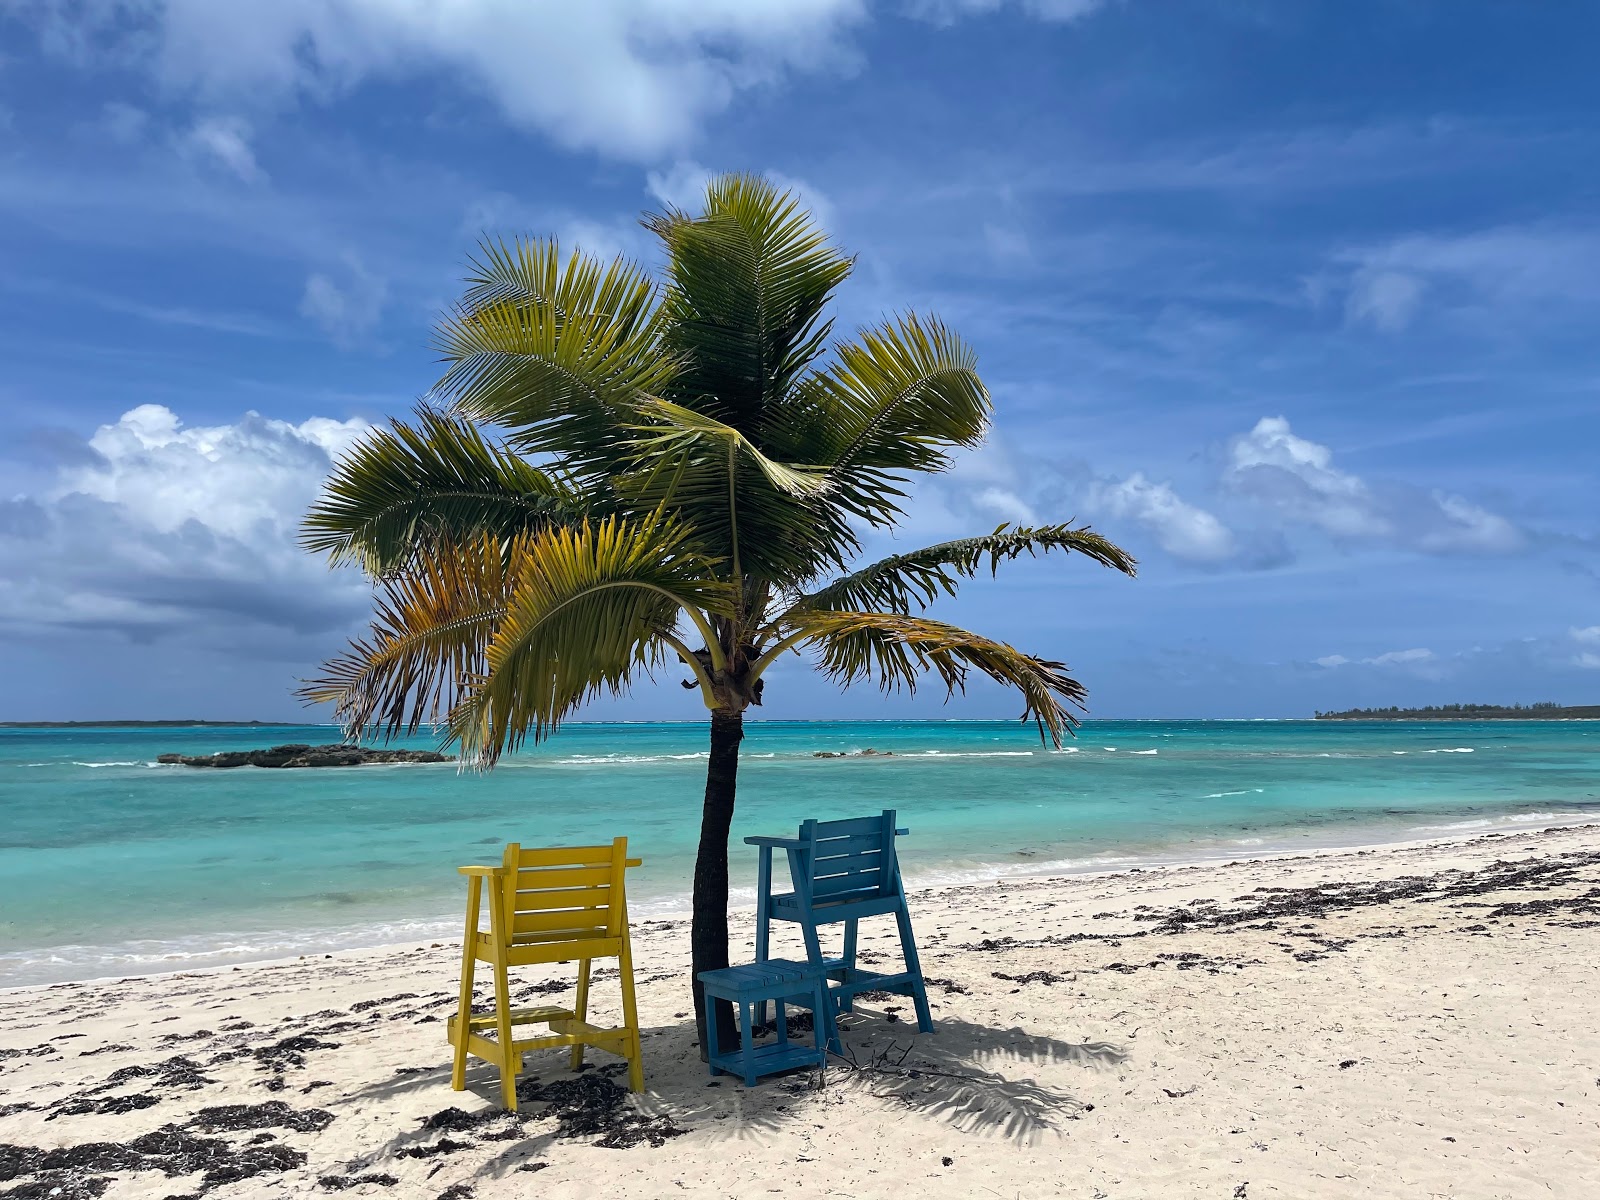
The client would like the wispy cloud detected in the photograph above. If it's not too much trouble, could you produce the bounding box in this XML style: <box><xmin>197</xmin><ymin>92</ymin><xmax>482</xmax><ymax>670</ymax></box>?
<box><xmin>299</xmin><ymin>255</ymin><xmax>388</xmax><ymax>348</ymax></box>
<box><xmin>179</xmin><ymin>116</ymin><xmax>263</xmax><ymax>183</ymax></box>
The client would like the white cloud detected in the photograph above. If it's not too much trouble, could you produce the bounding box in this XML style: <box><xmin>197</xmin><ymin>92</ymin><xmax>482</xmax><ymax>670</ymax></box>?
<box><xmin>180</xmin><ymin>115</ymin><xmax>263</xmax><ymax>182</ymax></box>
<box><xmin>906</xmin><ymin>0</ymin><xmax>1108</xmax><ymax>26</ymax></box>
<box><xmin>300</xmin><ymin>254</ymin><xmax>388</xmax><ymax>347</ymax></box>
<box><xmin>1345</xmin><ymin>268</ymin><xmax>1424</xmax><ymax>332</ymax></box>
<box><xmin>1225</xmin><ymin>416</ymin><xmax>1524</xmax><ymax>555</ymax></box>
<box><xmin>1334</xmin><ymin>225</ymin><xmax>1600</xmax><ymax>332</ymax></box>
<box><xmin>1570</xmin><ymin>625</ymin><xmax>1600</xmax><ymax>645</ymax></box>
<box><xmin>37</xmin><ymin>1</ymin><xmax>871</xmax><ymax>161</ymax></box>
<box><xmin>1083</xmin><ymin>472</ymin><xmax>1237</xmax><ymax>563</ymax></box>
<box><xmin>1366</xmin><ymin>647</ymin><xmax>1433</xmax><ymax>667</ymax></box>
<box><xmin>1314</xmin><ymin>655</ymin><xmax>1348</xmax><ymax>668</ymax></box>
<box><xmin>646</xmin><ymin>160</ymin><xmax>836</xmax><ymax>231</ymax></box>
<box><xmin>0</xmin><ymin>405</ymin><xmax>371</xmax><ymax>640</ymax></box>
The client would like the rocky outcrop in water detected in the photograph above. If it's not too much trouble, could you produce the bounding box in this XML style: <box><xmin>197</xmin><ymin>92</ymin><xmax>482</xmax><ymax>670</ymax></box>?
<box><xmin>156</xmin><ymin>744</ymin><xmax>451</xmax><ymax>769</ymax></box>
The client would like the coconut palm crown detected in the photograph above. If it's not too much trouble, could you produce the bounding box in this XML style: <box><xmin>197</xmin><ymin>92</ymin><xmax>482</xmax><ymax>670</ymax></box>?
<box><xmin>300</xmin><ymin>174</ymin><xmax>1136</xmax><ymax>1044</ymax></box>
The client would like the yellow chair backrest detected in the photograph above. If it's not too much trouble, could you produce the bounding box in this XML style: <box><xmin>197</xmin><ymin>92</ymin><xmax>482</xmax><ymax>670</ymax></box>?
<box><xmin>494</xmin><ymin>838</ymin><xmax>631</xmax><ymax>948</ymax></box>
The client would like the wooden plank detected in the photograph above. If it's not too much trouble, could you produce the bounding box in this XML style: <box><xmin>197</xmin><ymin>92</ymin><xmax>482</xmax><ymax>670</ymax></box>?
<box><xmin>514</xmin><ymin>865</ymin><xmax>613</xmax><ymax>890</ymax></box>
<box><xmin>513</xmin><ymin>844</ymin><xmax>618</xmax><ymax>868</ymax></box>
<box><xmin>811</xmin><ymin>854</ymin><xmax>881</xmax><ymax>879</ymax></box>
<box><xmin>510</xmin><ymin>884</ymin><xmax>612</xmax><ymax>912</ymax></box>
<box><xmin>809</xmin><ymin>814</ymin><xmax>889</xmax><ymax>838</ymax></box>
<box><xmin>513</xmin><ymin>908</ymin><xmax>611</xmax><ymax>934</ymax></box>
<box><xmin>812</xmin><ymin>870</ymin><xmax>882</xmax><ymax>897</ymax></box>
<box><xmin>810</xmin><ymin>832</ymin><xmax>887</xmax><ymax>858</ymax></box>
<box><xmin>504</xmin><ymin>935</ymin><xmax>621</xmax><ymax>963</ymax></box>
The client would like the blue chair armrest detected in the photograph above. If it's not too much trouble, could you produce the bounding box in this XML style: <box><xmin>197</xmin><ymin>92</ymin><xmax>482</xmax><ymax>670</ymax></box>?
<box><xmin>744</xmin><ymin>835</ymin><xmax>806</xmax><ymax>848</ymax></box>
<box><xmin>895</xmin><ymin>827</ymin><xmax>909</xmax><ymax>836</ymax></box>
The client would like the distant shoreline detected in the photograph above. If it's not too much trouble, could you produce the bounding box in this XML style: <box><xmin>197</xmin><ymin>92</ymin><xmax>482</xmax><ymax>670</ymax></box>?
<box><xmin>0</xmin><ymin>719</ymin><xmax>274</xmax><ymax>729</ymax></box>
<box><xmin>1316</xmin><ymin>705</ymin><xmax>1600</xmax><ymax>721</ymax></box>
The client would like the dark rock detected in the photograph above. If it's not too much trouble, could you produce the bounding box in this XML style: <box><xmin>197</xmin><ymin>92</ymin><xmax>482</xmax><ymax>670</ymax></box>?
<box><xmin>158</xmin><ymin>745</ymin><xmax>451</xmax><ymax>769</ymax></box>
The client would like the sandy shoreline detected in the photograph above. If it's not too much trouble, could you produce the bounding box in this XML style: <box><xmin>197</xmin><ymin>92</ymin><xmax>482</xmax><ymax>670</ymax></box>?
<box><xmin>3</xmin><ymin>825</ymin><xmax>1598</xmax><ymax>1198</ymax></box>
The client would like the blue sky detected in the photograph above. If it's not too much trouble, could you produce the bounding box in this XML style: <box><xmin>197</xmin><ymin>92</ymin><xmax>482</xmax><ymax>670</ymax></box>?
<box><xmin>1</xmin><ymin>0</ymin><xmax>1597</xmax><ymax>723</ymax></box>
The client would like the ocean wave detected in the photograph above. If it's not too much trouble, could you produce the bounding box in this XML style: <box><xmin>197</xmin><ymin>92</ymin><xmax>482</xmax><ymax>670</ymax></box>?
<box><xmin>72</xmin><ymin>761</ymin><xmax>142</xmax><ymax>768</ymax></box>
<box><xmin>1424</xmin><ymin>747</ymin><xmax>1476</xmax><ymax>754</ymax></box>
<box><xmin>1202</xmin><ymin>788</ymin><xmax>1266</xmax><ymax>799</ymax></box>
<box><xmin>1408</xmin><ymin>810</ymin><xmax>1559</xmax><ymax>833</ymax></box>
<box><xmin>1129</xmin><ymin>749</ymin><xmax>1158</xmax><ymax>756</ymax></box>
<box><xmin>908</xmin><ymin>750</ymin><xmax>1034</xmax><ymax>758</ymax></box>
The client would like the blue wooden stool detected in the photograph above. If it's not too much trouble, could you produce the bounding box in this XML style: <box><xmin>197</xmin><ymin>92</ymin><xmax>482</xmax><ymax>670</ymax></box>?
<box><xmin>696</xmin><ymin>958</ymin><xmax>829</xmax><ymax>1086</ymax></box>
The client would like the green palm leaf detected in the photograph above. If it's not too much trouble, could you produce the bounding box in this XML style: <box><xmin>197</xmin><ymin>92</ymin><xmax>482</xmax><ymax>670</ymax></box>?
<box><xmin>301</xmin><ymin>408</ymin><xmax>589</xmax><ymax>575</ymax></box>
<box><xmin>783</xmin><ymin>524</ymin><xmax>1137</xmax><ymax>618</ymax></box>
<box><xmin>778</xmin><ymin>610</ymin><xmax>1088</xmax><ymax>745</ymax></box>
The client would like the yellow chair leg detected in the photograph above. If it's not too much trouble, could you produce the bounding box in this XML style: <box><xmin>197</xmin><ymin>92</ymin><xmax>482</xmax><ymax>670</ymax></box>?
<box><xmin>451</xmin><ymin>878</ymin><xmax>481</xmax><ymax>1092</ymax></box>
<box><xmin>492</xmin><ymin>956</ymin><xmax>518</xmax><ymax>1111</ymax></box>
<box><xmin>569</xmin><ymin>958</ymin><xmax>591</xmax><ymax>1071</ymax></box>
<box><xmin>618</xmin><ymin>935</ymin><xmax>645</xmax><ymax>1093</ymax></box>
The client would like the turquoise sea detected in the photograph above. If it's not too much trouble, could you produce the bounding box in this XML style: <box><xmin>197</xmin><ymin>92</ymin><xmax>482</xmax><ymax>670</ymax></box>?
<box><xmin>3</xmin><ymin>719</ymin><xmax>1598</xmax><ymax>987</ymax></box>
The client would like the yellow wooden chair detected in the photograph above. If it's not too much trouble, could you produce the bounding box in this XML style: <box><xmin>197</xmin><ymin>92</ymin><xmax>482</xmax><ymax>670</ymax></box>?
<box><xmin>448</xmin><ymin>837</ymin><xmax>645</xmax><ymax>1109</ymax></box>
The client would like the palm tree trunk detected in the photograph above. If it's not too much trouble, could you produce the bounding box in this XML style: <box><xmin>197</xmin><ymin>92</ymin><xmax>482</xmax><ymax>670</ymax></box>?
<box><xmin>691</xmin><ymin>709</ymin><xmax>743</xmax><ymax>1059</ymax></box>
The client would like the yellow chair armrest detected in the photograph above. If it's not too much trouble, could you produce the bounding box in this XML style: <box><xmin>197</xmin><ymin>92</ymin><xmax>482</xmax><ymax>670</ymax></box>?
<box><xmin>625</xmin><ymin>857</ymin><xmax>642</xmax><ymax>868</ymax></box>
<box><xmin>458</xmin><ymin>865</ymin><xmax>504</xmax><ymax>877</ymax></box>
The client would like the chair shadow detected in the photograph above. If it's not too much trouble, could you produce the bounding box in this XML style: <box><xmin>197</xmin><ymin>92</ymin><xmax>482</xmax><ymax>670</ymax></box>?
<box><xmin>338</xmin><ymin>1002</ymin><xmax>1122</xmax><ymax>1180</ymax></box>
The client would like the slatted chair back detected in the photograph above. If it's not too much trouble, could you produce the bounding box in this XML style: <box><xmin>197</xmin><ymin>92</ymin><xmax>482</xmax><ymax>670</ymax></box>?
<box><xmin>493</xmin><ymin>838</ymin><xmax>630</xmax><ymax>956</ymax></box>
<box><xmin>795</xmin><ymin>810</ymin><xmax>902</xmax><ymax>910</ymax></box>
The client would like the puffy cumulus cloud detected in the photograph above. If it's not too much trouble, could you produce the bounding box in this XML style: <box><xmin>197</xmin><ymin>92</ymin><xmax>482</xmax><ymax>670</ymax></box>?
<box><xmin>1570</xmin><ymin>626</ymin><xmax>1600</xmax><ymax>669</ymax></box>
<box><xmin>0</xmin><ymin>405</ymin><xmax>373</xmax><ymax>643</ymax></box>
<box><xmin>1225</xmin><ymin>417</ymin><xmax>1525</xmax><ymax>555</ymax></box>
<box><xmin>1082</xmin><ymin>472</ymin><xmax>1237</xmax><ymax>564</ymax></box>
<box><xmin>25</xmin><ymin>0</ymin><xmax>872</xmax><ymax>161</ymax></box>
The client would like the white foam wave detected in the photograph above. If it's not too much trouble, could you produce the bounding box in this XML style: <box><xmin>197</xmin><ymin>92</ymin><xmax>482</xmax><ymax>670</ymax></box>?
<box><xmin>1408</xmin><ymin>810</ymin><xmax>1559</xmax><ymax>833</ymax></box>
<box><xmin>72</xmin><ymin>761</ymin><xmax>141</xmax><ymax>768</ymax></box>
<box><xmin>1129</xmin><ymin>749</ymin><xmax>1158</xmax><ymax>756</ymax></box>
<box><xmin>1425</xmin><ymin>747</ymin><xmax>1476</xmax><ymax>754</ymax></box>
<box><xmin>910</xmin><ymin>750</ymin><xmax>1034</xmax><ymax>758</ymax></box>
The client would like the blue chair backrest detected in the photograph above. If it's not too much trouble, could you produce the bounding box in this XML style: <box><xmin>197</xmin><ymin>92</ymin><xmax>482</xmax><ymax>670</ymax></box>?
<box><xmin>798</xmin><ymin>810</ymin><xmax>901</xmax><ymax>902</ymax></box>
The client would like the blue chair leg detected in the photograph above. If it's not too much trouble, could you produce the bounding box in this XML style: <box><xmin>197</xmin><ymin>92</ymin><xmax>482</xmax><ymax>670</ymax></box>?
<box><xmin>776</xmin><ymin>998</ymin><xmax>787</xmax><ymax>1046</ymax></box>
<box><xmin>894</xmin><ymin>903</ymin><xmax>934</xmax><ymax>1033</ymax></box>
<box><xmin>739</xmin><ymin>1001</ymin><xmax>756</xmax><ymax>1087</ymax></box>
<box><xmin>812</xmin><ymin>977</ymin><xmax>830</xmax><ymax>1061</ymax></box>
<box><xmin>705</xmin><ymin>991</ymin><xmax>722</xmax><ymax>1075</ymax></box>
<box><xmin>839</xmin><ymin>918</ymin><xmax>859</xmax><ymax>1013</ymax></box>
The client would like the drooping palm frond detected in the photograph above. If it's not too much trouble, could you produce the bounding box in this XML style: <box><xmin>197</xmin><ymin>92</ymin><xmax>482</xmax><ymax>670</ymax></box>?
<box><xmin>782</xmin><ymin>524</ymin><xmax>1138</xmax><ymax>619</ymax></box>
<box><xmin>301</xmin><ymin>519</ymin><xmax>733</xmax><ymax>761</ymax></box>
<box><xmin>649</xmin><ymin>174</ymin><xmax>853</xmax><ymax>434</ymax></box>
<box><xmin>769</xmin><ymin>610</ymin><xmax>1088</xmax><ymax>745</ymax></box>
<box><xmin>299</xmin><ymin>530</ymin><xmax>516</xmax><ymax>741</ymax></box>
<box><xmin>431</xmin><ymin>240</ymin><xmax>674</xmax><ymax>478</ymax></box>
<box><xmin>301</xmin><ymin>408</ymin><xmax>590</xmax><ymax>575</ymax></box>
<box><xmin>445</xmin><ymin>518</ymin><xmax>734</xmax><ymax>765</ymax></box>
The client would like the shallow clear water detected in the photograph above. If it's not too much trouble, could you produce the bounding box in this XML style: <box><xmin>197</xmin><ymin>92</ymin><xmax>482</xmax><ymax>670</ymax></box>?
<box><xmin>3</xmin><ymin>719</ymin><xmax>1598</xmax><ymax>985</ymax></box>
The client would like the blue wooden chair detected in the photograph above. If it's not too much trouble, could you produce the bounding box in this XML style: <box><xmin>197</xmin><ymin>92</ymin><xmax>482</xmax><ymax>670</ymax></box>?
<box><xmin>746</xmin><ymin>809</ymin><xmax>933</xmax><ymax>1049</ymax></box>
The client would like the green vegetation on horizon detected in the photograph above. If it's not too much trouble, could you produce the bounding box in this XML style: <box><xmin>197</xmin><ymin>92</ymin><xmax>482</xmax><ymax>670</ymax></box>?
<box><xmin>1315</xmin><ymin>702</ymin><xmax>1600</xmax><ymax>720</ymax></box>
<box><xmin>299</xmin><ymin>174</ymin><xmax>1138</xmax><ymax>1046</ymax></box>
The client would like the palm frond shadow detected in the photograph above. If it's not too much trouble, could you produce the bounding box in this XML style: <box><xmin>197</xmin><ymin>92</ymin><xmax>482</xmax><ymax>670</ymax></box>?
<box><xmin>819</xmin><ymin>1012</ymin><xmax>1125</xmax><ymax>1142</ymax></box>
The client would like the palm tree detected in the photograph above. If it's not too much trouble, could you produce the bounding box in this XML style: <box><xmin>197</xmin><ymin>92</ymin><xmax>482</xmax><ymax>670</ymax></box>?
<box><xmin>300</xmin><ymin>174</ymin><xmax>1136</xmax><ymax>1046</ymax></box>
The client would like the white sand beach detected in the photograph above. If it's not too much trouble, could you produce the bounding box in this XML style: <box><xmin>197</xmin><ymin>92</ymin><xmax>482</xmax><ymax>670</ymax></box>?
<box><xmin>3</xmin><ymin>824</ymin><xmax>1598</xmax><ymax>1199</ymax></box>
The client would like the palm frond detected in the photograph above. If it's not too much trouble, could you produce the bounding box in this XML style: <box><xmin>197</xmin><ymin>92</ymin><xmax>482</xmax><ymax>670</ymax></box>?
<box><xmin>649</xmin><ymin>174</ymin><xmax>853</xmax><ymax>433</ymax></box>
<box><xmin>431</xmin><ymin>239</ymin><xmax>674</xmax><ymax>475</ymax></box>
<box><xmin>301</xmin><ymin>408</ymin><xmax>590</xmax><ymax>575</ymax></box>
<box><xmin>763</xmin><ymin>313</ymin><xmax>990</xmax><ymax>529</ymax></box>
<box><xmin>784</xmin><ymin>524</ymin><xmax>1137</xmax><ymax>618</ymax></box>
<box><xmin>774</xmin><ymin>611</ymin><xmax>1088</xmax><ymax>745</ymax></box>
<box><xmin>301</xmin><ymin>518</ymin><xmax>732</xmax><ymax>762</ymax></box>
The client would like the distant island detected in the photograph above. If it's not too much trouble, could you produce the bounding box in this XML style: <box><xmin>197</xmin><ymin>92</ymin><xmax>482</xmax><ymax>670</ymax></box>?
<box><xmin>158</xmin><ymin>743</ymin><xmax>450</xmax><ymax>768</ymax></box>
<box><xmin>0</xmin><ymin>719</ymin><xmax>279</xmax><ymax>728</ymax></box>
<box><xmin>1315</xmin><ymin>702</ymin><xmax>1600</xmax><ymax>721</ymax></box>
